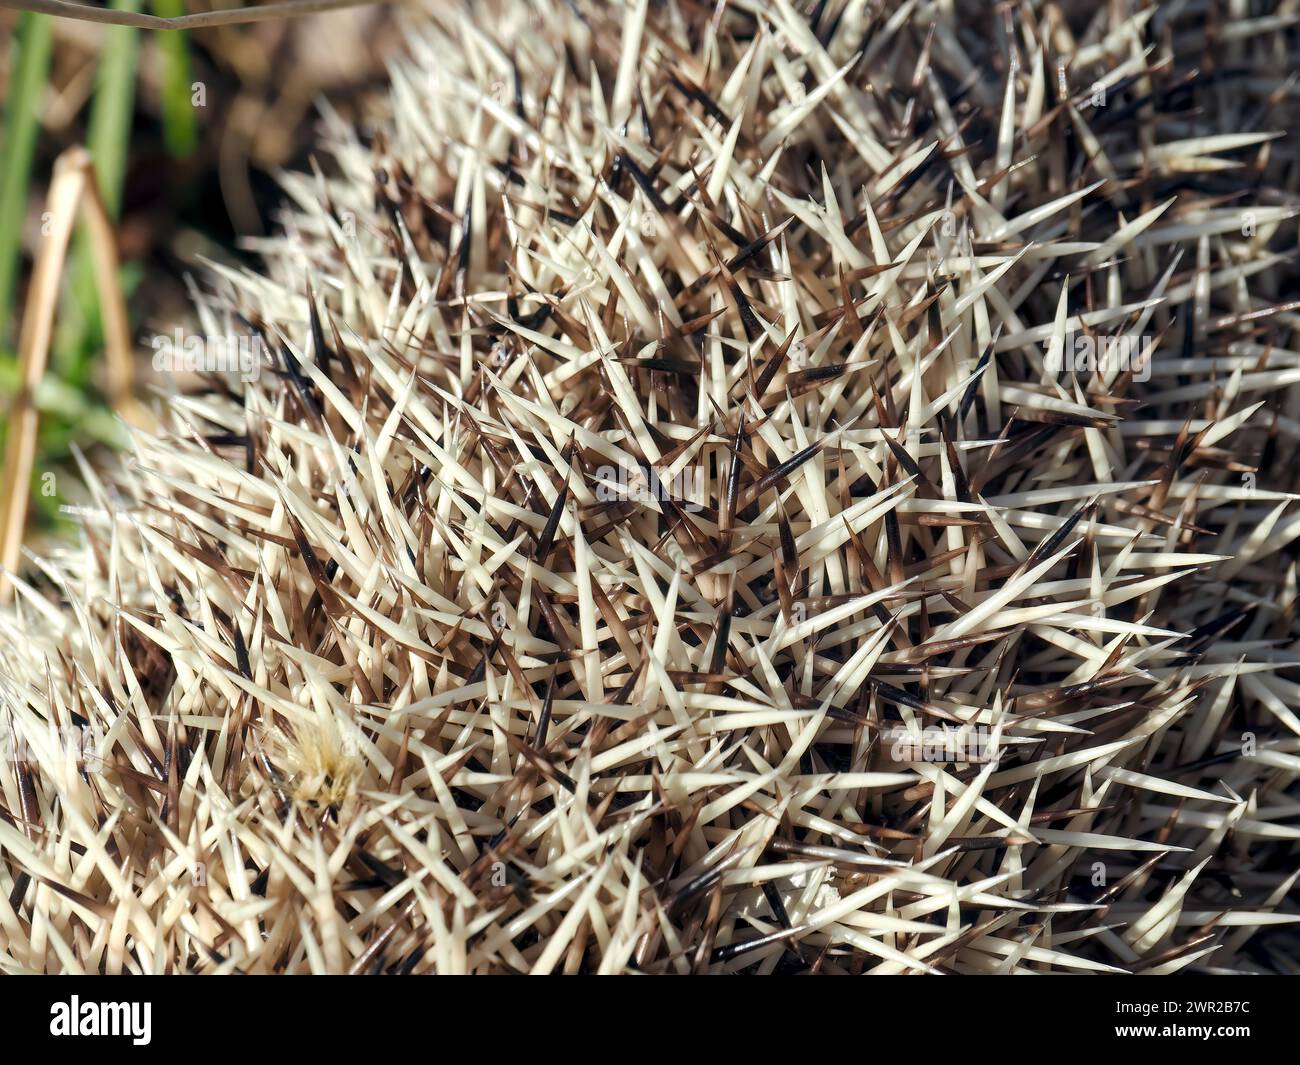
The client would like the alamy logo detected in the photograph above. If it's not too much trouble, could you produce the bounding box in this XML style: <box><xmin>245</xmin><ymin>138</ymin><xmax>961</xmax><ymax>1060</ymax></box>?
<box><xmin>151</xmin><ymin>328</ymin><xmax>265</xmax><ymax>382</ymax></box>
<box><xmin>50</xmin><ymin>997</ymin><xmax>151</xmax><ymax>1045</ymax></box>
<box><xmin>886</xmin><ymin>725</ymin><xmax>1000</xmax><ymax>763</ymax></box>
<box><xmin>593</xmin><ymin>461</ymin><xmax>704</xmax><ymax>511</ymax></box>
<box><xmin>1044</xmin><ymin>331</ymin><xmax>1153</xmax><ymax>381</ymax></box>
<box><xmin>3</xmin><ymin>720</ymin><xmax>104</xmax><ymax>769</ymax></box>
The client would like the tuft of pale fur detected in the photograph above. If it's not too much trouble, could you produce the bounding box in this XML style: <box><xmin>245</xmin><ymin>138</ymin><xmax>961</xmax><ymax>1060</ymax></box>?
<box><xmin>3</xmin><ymin>0</ymin><xmax>1300</xmax><ymax>974</ymax></box>
<box><xmin>266</xmin><ymin>712</ymin><xmax>365</xmax><ymax>812</ymax></box>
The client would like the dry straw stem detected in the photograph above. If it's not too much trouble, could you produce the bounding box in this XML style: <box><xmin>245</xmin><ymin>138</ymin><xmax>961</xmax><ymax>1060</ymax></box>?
<box><xmin>0</xmin><ymin>146</ymin><xmax>138</xmax><ymax>603</ymax></box>
<box><xmin>3</xmin><ymin>0</ymin><xmax>1300</xmax><ymax>974</ymax></box>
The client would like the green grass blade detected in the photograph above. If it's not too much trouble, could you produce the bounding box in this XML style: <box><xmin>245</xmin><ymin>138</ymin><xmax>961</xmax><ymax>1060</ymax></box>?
<box><xmin>0</xmin><ymin>13</ymin><xmax>54</xmax><ymax>351</ymax></box>
<box><xmin>86</xmin><ymin>0</ymin><xmax>142</xmax><ymax>219</ymax></box>
<box><xmin>152</xmin><ymin>0</ymin><xmax>199</xmax><ymax>157</ymax></box>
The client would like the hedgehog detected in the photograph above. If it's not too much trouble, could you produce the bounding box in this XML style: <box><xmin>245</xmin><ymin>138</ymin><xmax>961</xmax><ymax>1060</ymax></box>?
<box><xmin>2</xmin><ymin>0</ymin><xmax>1300</xmax><ymax>975</ymax></box>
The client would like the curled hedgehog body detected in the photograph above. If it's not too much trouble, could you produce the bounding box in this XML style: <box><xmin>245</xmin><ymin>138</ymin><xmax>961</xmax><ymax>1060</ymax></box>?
<box><xmin>3</xmin><ymin>0</ymin><xmax>1300</xmax><ymax>974</ymax></box>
